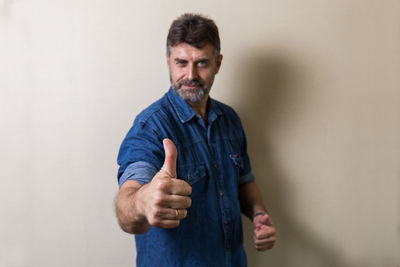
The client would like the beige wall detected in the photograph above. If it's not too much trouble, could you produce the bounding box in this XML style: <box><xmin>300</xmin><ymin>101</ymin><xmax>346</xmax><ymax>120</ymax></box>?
<box><xmin>1</xmin><ymin>1</ymin><xmax>399</xmax><ymax>266</ymax></box>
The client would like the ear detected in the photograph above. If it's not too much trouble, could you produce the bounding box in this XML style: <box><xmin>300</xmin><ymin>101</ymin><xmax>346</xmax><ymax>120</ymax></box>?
<box><xmin>166</xmin><ymin>53</ymin><xmax>171</xmax><ymax>66</ymax></box>
<box><xmin>215</xmin><ymin>54</ymin><xmax>223</xmax><ymax>74</ymax></box>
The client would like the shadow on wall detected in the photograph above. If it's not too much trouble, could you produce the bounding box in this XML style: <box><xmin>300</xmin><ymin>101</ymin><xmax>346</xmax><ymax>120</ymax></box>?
<box><xmin>236</xmin><ymin>49</ymin><xmax>351</xmax><ymax>267</ymax></box>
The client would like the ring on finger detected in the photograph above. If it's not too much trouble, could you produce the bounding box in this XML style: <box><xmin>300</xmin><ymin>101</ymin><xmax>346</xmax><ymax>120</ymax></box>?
<box><xmin>175</xmin><ymin>209</ymin><xmax>179</xmax><ymax>219</ymax></box>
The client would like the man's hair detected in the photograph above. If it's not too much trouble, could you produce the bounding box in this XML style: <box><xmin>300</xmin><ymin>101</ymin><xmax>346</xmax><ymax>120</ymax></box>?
<box><xmin>166</xmin><ymin>13</ymin><xmax>221</xmax><ymax>57</ymax></box>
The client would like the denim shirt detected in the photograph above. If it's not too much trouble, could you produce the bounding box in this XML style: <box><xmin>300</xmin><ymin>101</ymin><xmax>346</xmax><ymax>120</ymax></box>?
<box><xmin>117</xmin><ymin>88</ymin><xmax>254</xmax><ymax>267</ymax></box>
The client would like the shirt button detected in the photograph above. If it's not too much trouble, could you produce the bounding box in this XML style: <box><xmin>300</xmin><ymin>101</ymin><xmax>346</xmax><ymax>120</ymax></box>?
<box><xmin>220</xmin><ymin>191</ymin><xmax>224</xmax><ymax>197</ymax></box>
<box><xmin>224</xmin><ymin>220</ymin><xmax>230</xmax><ymax>225</ymax></box>
<box><xmin>188</xmin><ymin>176</ymin><xmax>193</xmax><ymax>181</ymax></box>
<box><xmin>213</xmin><ymin>163</ymin><xmax>218</xmax><ymax>169</ymax></box>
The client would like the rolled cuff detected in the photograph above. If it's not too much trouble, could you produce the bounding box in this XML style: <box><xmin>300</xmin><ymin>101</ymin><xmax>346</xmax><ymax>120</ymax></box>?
<box><xmin>239</xmin><ymin>172</ymin><xmax>255</xmax><ymax>186</ymax></box>
<box><xmin>118</xmin><ymin>161</ymin><xmax>158</xmax><ymax>188</ymax></box>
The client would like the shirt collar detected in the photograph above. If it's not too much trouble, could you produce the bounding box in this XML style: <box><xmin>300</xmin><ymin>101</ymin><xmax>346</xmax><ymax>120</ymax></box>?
<box><xmin>166</xmin><ymin>88</ymin><xmax>223</xmax><ymax>124</ymax></box>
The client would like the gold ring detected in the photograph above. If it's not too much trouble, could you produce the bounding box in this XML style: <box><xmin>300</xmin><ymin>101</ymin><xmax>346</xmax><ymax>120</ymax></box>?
<box><xmin>175</xmin><ymin>209</ymin><xmax>179</xmax><ymax>218</ymax></box>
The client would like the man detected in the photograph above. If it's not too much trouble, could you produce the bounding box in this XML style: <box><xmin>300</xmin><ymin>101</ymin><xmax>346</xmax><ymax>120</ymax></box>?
<box><xmin>115</xmin><ymin>13</ymin><xmax>276</xmax><ymax>266</ymax></box>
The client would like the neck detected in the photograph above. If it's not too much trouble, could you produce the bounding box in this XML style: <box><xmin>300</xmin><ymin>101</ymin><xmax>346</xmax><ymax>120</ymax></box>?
<box><xmin>188</xmin><ymin>95</ymin><xmax>209</xmax><ymax>125</ymax></box>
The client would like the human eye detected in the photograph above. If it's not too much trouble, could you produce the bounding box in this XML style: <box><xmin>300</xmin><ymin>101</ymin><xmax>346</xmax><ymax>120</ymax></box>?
<box><xmin>175</xmin><ymin>59</ymin><xmax>187</xmax><ymax>67</ymax></box>
<box><xmin>197</xmin><ymin>60</ymin><xmax>209</xmax><ymax>67</ymax></box>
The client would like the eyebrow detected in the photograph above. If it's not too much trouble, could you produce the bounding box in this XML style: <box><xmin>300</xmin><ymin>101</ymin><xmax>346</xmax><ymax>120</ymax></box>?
<box><xmin>174</xmin><ymin>58</ymin><xmax>188</xmax><ymax>63</ymax></box>
<box><xmin>174</xmin><ymin>57</ymin><xmax>210</xmax><ymax>63</ymax></box>
<box><xmin>195</xmin><ymin>58</ymin><xmax>209</xmax><ymax>63</ymax></box>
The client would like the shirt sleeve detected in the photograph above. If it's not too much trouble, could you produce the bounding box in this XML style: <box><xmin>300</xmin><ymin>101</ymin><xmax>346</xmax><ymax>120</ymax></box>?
<box><xmin>117</xmin><ymin>120</ymin><xmax>165</xmax><ymax>186</ymax></box>
<box><xmin>239</xmin><ymin>172</ymin><xmax>255</xmax><ymax>185</ymax></box>
<box><xmin>237</xmin><ymin>113</ymin><xmax>255</xmax><ymax>185</ymax></box>
<box><xmin>118</xmin><ymin>161</ymin><xmax>158</xmax><ymax>188</ymax></box>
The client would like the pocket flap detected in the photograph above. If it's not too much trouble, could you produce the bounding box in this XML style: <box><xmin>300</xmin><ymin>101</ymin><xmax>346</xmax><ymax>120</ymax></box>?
<box><xmin>229</xmin><ymin>153</ymin><xmax>244</xmax><ymax>169</ymax></box>
<box><xmin>181</xmin><ymin>164</ymin><xmax>206</xmax><ymax>185</ymax></box>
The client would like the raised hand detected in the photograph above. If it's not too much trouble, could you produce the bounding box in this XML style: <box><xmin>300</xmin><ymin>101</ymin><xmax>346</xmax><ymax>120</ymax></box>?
<box><xmin>139</xmin><ymin>138</ymin><xmax>192</xmax><ymax>229</ymax></box>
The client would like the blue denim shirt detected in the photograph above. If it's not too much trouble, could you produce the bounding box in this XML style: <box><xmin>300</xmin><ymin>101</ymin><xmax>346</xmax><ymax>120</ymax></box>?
<box><xmin>117</xmin><ymin>88</ymin><xmax>254</xmax><ymax>267</ymax></box>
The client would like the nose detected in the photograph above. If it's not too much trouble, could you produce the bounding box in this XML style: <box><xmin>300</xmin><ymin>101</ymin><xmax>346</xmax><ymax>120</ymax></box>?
<box><xmin>187</xmin><ymin>64</ymin><xmax>198</xmax><ymax>80</ymax></box>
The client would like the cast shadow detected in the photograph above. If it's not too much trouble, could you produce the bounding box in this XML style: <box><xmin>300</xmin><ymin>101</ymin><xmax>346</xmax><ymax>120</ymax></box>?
<box><xmin>235</xmin><ymin>49</ymin><xmax>351</xmax><ymax>267</ymax></box>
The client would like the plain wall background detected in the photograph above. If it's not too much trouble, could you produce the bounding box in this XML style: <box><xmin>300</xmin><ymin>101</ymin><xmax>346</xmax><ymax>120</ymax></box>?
<box><xmin>1</xmin><ymin>0</ymin><xmax>399</xmax><ymax>266</ymax></box>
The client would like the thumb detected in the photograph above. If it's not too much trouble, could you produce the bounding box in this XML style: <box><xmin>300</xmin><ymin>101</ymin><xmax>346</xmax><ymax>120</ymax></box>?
<box><xmin>161</xmin><ymin>138</ymin><xmax>177</xmax><ymax>178</ymax></box>
<box><xmin>255</xmin><ymin>214</ymin><xmax>270</xmax><ymax>227</ymax></box>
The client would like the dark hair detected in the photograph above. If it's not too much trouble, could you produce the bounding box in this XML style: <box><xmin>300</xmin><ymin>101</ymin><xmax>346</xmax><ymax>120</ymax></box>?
<box><xmin>166</xmin><ymin>13</ymin><xmax>221</xmax><ymax>57</ymax></box>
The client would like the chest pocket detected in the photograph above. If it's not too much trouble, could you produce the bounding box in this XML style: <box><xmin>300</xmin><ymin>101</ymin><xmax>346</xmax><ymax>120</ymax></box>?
<box><xmin>229</xmin><ymin>153</ymin><xmax>244</xmax><ymax>169</ymax></box>
<box><xmin>178</xmin><ymin>164</ymin><xmax>207</xmax><ymax>199</ymax></box>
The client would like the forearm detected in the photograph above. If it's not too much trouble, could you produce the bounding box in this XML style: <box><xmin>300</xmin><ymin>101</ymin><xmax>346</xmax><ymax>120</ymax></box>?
<box><xmin>115</xmin><ymin>182</ymin><xmax>151</xmax><ymax>234</ymax></box>
<box><xmin>238</xmin><ymin>181</ymin><xmax>268</xmax><ymax>220</ymax></box>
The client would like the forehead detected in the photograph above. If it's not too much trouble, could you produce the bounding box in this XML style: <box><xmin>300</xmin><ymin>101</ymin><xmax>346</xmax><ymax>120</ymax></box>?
<box><xmin>169</xmin><ymin>43</ymin><xmax>215</xmax><ymax>59</ymax></box>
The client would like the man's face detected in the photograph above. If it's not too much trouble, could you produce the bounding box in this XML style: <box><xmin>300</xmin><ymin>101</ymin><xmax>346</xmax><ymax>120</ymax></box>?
<box><xmin>167</xmin><ymin>43</ymin><xmax>222</xmax><ymax>103</ymax></box>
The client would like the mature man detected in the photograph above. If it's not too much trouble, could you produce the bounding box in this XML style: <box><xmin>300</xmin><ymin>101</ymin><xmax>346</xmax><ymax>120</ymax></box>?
<box><xmin>115</xmin><ymin>13</ymin><xmax>276</xmax><ymax>266</ymax></box>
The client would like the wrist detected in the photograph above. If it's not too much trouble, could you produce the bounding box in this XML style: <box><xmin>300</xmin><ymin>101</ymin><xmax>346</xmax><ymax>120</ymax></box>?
<box><xmin>132</xmin><ymin>186</ymin><xmax>148</xmax><ymax>220</ymax></box>
<box><xmin>253</xmin><ymin>211</ymin><xmax>268</xmax><ymax>220</ymax></box>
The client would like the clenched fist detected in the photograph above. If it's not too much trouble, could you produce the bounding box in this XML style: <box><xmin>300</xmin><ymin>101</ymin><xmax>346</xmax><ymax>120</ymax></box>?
<box><xmin>253</xmin><ymin>213</ymin><xmax>276</xmax><ymax>251</ymax></box>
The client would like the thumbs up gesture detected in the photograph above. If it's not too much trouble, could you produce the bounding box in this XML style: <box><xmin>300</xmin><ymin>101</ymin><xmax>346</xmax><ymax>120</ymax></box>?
<box><xmin>138</xmin><ymin>139</ymin><xmax>192</xmax><ymax>229</ymax></box>
<box><xmin>253</xmin><ymin>213</ymin><xmax>276</xmax><ymax>251</ymax></box>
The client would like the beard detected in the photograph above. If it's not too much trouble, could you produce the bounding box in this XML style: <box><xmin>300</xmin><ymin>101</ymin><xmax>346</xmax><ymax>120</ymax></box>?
<box><xmin>171</xmin><ymin>77</ymin><xmax>212</xmax><ymax>103</ymax></box>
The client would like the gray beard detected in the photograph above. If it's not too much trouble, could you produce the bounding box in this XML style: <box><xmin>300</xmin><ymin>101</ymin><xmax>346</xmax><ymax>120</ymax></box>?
<box><xmin>170</xmin><ymin>76</ymin><xmax>211</xmax><ymax>103</ymax></box>
<box><xmin>173</xmin><ymin>85</ymin><xmax>209</xmax><ymax>103</ymax></box>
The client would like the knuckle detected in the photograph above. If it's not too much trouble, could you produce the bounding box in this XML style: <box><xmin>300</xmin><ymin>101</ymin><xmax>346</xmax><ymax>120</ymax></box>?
<box><xmin>181</xmin><ymin>209</ymin><xmax>188</xmax><ymax>218</ymax></box>
<box><xmin>154</xmin><ymin>207</ymin><xmax>163</xmax><ymax>217</ymax></box>
<box><xmin>187</xmin><ymin>185</ymin><xmax>192</xmax><ymax>195</ymax></box>
<box><xmin>166</xmin><ymin>220</ymin><xmax>180</xmax><ymax>229</ymax></box>
<box><xmin>151</xmin><ymin>206</ymin><xmax>162</xmax><ymax>217</ymax></box>
<box><xmin>156</xmin><ymin>179</ymin><xmax>170</xmax><ymax>191</ymax></box>
<box><xmin>148</xmin><ymin>217</ymin><xmax>157</xmax><ymax>226</ymax></box>
<box><xmin>149</xmin><ymin>206</ymin><xmax>156</xmax><ymax>219</ymax></box>
<box><xmin>186</xmin><ymin>198</ymin><xmax>192</xmax><ymax>208</ymax></box>
<box><xmin>153</xmin><ymin>194</ymin><xmax>164</xmax><ymax>205</ymax></box>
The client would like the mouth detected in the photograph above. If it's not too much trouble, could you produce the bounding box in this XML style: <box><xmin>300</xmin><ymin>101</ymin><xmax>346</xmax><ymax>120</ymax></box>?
<box><xmin>182</xmin><ymin>84</ymin><xmax>200</xmax><ymax>90</ymax></box>
<box><xmin>175</xmin><ymin>78</ymin><xmax>204</xmax><ymax>92</ymax></box>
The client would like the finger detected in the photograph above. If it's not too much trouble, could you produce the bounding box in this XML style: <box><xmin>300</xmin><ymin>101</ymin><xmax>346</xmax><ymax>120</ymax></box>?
<box><xmin>254</xmin><ymin>228</ymin><xmax>275</xmax><ymax>240</ymax></box>
<box><xmin>153</xmin><ymin>219</ymin><xmax>181</xmax><ymax>229</ymax></box>
<box><xmin>254</xmin><ymin>226</ymin><xmax>276</xmax><ymax>239</ymax></box>
<box><xmin>175</xmin><ymin>209</ymin><xmax>188</xmax><ymax>220</ymax></box>
<box><xmin>254</xmin><ymin>214</ymin><xmax>270</xmax><ymax>227</ymax></box>
<box><xmin>153</xmin><ymin>208</ymin><xmax>188</xmax><ymax>220</ymax></box>
<box><xmin>154</xmin><ymin>178</ymin><xmax>191</xmax><ymax>197</ymax></box>
<box><xmin>255</xmin><ymin>242</ymin><xmax>275</xmax><ymax>251</ymax></box>
<box><xmin>169</xmin><ymin>179</ymin><xmax>192</xmax><ymax>196</ymax></box>
<box><xmin>161</xmin><ymin>138</ymin><xmax>177</xmax><ymax>178</ymax></box>
<box><xmin>254</xmin><ymin>235</ymin><xmax>276</xmax><ymax>248</ymax></box>
<box><xmin>160</xmin><ymin>194</ymin><xmax>192</xmax><ymax>209</ymax></box>
<box><xmin>254</xmin><ymin>236</ymin><xmax>276</xmax><ymax>246</ymax></box>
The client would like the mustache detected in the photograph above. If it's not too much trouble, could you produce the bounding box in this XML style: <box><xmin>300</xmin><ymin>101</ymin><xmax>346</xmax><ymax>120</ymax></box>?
<box><xmin>178</xmin><ymin>79</ymin><xmax>204</xmax><ymax>87</ymax></box>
